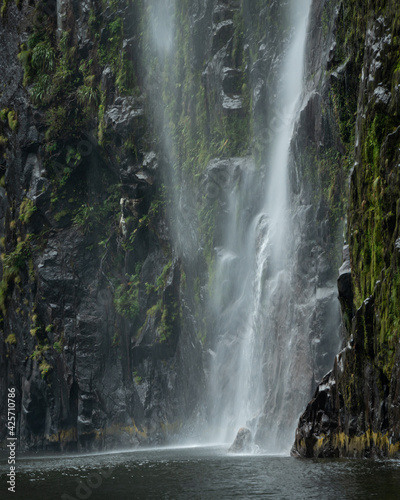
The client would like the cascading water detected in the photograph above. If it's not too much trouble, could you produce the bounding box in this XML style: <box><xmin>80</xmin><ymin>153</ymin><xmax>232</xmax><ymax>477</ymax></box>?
<box><xmin>143</xmin><ymin>0</ymin><xmax>200</xmax><ymax>261</ymax></box>
<box><xmin>141</xmin><ymin>0</ymin><xmax>341</xmax><ymax>452</ymax></box>
<box><xmin>205</xmin><ymin>0</ymin><xmax>332</xmax><ymax>452</ymax></box>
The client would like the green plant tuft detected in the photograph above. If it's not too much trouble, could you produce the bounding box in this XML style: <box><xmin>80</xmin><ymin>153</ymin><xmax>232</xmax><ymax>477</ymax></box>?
<box><xmin>5</xmin><ymin>333</ymin><xmax>16</xmax><ymax>345</ymax></box>
<box><xmin>19</xmin><ymin>198</ymin><xmax>37</xmax><ymax>223</ymax></box>
<box><xmin>7</xmin><ymin>110</ymin><xmax>18</xmax><ymax>131</ymax></box>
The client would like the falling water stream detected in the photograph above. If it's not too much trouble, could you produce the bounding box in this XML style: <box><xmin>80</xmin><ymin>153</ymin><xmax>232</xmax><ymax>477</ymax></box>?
<box><xmin>206</xmin><ymin>0</ymin><xmax>317</xmax><ymax>451</ymax></box>
<box><xmin>141</xmin><ymin>0</ymin><xmax>324</xmax><ymax>451</ymax></box>
<box><xmin>137</xmin><ymin>0</ymin><xmax>342</xmax><ymax>455</ymax></box>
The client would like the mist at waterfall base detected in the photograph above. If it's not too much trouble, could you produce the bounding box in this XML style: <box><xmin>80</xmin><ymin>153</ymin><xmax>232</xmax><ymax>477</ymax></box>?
<box><xmin>2</xmin><ymin>447</ymin><xmax>400</xmax><ymax>500</ymax></box>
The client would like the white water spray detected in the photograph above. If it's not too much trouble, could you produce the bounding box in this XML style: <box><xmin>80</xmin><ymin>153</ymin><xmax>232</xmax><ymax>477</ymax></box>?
<box><xmin>206</xmin><ymin>0</ymin><xmax>317</xmax><ymax>452</ymax></box>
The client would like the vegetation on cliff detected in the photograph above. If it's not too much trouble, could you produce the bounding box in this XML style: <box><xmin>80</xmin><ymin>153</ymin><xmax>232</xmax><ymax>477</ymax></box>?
<box><xmin>293</xmin><ymin>0</ymin><xmax>400</xmax><ymax>458</ymax></box>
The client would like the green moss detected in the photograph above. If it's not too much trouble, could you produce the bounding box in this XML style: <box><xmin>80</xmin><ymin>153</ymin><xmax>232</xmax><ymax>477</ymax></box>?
<box><xmin>17</xmin><ymin>47</ymin><xmax>32</xmax><ymax>87</ymax></box>
<box><xmin>53</xmin><ymin>339</ymin><xmax>62</xmax><ymax>353</ymax></box>
<box><xmin>199</xmin><ymin>201</ymin><xmax>218</xmax><ymax>276</ymax></box>
<box><xmin>351</xmin><ymin>112</ymin><xmax>397</xmax><ymax>308</ymax></box>
<box><xmin>39</xmin><ymin>360</ymin><xmax>52</xmax><ymax>378</ymax></box>
<box><xmin>97</xmin><ymin>90</ymin><xmax>106</xmax><ymax>146</ymax></box>
<box><xmin>97</xmin><ymin>14</ymin><xmax>135</xmax><ymax>97</ymax></box>
<box><xmin>53</xmin><ymin>209</ymin><xmax>69</xmax><ymax>222</ymax></box>
<box><xmin>88</xmin><ymin>7</ymin><xmax>99</xmax><ymax>33</ymax></box>
<box><xmin>341</xmin><ymin>1</ymin><xmax>400</xmax><ymax>393</ymax></box>
<box><xmin>98</xmin><ymin>18</ymin><xmax>123</xmax><ymax>67</ymax></box>
<box><xmin>30</xmin><ymin>326</ymin><xmax>39</xmax><ymax>337</ymax></box>
<box><xmin>0</xmin><ymin>108</ymin><xmax>19</xmax><ymax>131</ymax></box>
<box><xmin>19</xmin><ymin>198</ymin><xmax>36</xmax><ymax>223</ymax></box>
<box><xmin>0</xmin><ymin>236</ymin><xmax>32</xmax><ymax>316</ymax></box>
<box><xmin>193</xmin><ymin>277</ymin><xmax>200</xmax><ymax>306</ymax></box>
<box><xmin>116</xmin><ymin>57</ymin><xmax>137</xmax><ymax>95</ymax></box>
<box><xmin>7</xmin><ymin>110</ymin><xmax>18</xmax><ymax>131</ymax></box>
<box><xmin>0</xmin><ymin>108</ymin><xmax>9</xmax><ymax>121</ymax></box>
<box><xmin>112</xmin><ymin>330</ymin><xmax>120</xmax><ymax>347</ymax></box>
<box><xmin>0</xmin><ymin>0</ymin><xmax>10</xmax><ymax>18</ymax></box>
<box><xmin>133</xmin><ymin>371</ymin><xmax>142</xmax><ymax>384</ymax></box>
<box><xmin>5</xmin><ymin>333</ymin><xmax>16</xmax><ymax>345</ymax></box>
<box><xmin>158</xmin><ymin>298</ymin><xmax>181</xmax><ymax>343</ymax></box>
<box><xmin>321</xmin><ymin>4</ymin><xmax>330</xmax><ymax>37</ymax></box>
<box><xmin>45</xmin><ymin>106</ymin><xmax>67</xmax><ymax>141</ymax></box>
<box><xmin>31</xmin><ymin>342</ymin><xmax>51</xmax><ymax>379</ymax></box>
<box><xmin>114</xmin><ymin>269</ymin><xmax>140</xmax><ymax>321</ymax></box>
<box><xmin>156</xmin><ymin>261</ymin><xmax>172</xmax><ymax>289</ymax></box>
<box><xmin>146</xmin><ymin>300</ymin><xmax>162</xmax><ymax>318</ymax></box>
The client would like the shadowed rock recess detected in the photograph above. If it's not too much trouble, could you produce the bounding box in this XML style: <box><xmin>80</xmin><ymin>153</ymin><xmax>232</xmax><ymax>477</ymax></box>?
<box><xmin>0</xmin><ymin>0</ymin><xmax>399</xmax><ymax>457</ymax></box>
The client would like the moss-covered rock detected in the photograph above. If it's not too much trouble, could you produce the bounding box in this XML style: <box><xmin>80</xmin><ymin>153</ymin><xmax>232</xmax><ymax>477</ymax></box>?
<box><xmin>293</xmin><ymin>0</ymin><xmax>400</xmax><ymax>459</ymax></box>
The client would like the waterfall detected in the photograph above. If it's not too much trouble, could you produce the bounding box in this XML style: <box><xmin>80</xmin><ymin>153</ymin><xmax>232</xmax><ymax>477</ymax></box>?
<box><xmin>205</xmin><ymin>0</ymin><xmax>321</xmax><ymax>452</ymax></box>
<box><xmin>141</xmin><ymin>0</ymin><xmax>341</xmax><ymax>452</ymax></box>
<box><xmin>142</xmin><ymin>0</ymin><xmax>200</xmax><ymax>263</ymax></box>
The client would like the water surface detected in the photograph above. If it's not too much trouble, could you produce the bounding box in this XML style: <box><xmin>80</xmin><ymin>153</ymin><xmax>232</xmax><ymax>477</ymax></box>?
<box><xmin>1</xmin><ymin>446</ymin><xmax>400</xmax><ymax>499</ymax></box>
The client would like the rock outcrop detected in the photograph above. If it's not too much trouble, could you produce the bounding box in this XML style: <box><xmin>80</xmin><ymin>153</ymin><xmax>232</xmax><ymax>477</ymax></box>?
<box><xmin>229</xmin><ymin>427</ymin><xmax>253</xmax><ymax>453</ymax></box>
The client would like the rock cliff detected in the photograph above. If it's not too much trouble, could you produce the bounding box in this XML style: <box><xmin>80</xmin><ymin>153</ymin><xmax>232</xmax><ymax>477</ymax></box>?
<box><xmin>0</xmin><ymin>0</ymin><xmax>205</xmax><ymax>451</ymax></box>
<box><xmin>292</xmin><ymin>0</ymin><xmax>400</xmax><ymax>458</ymax></box>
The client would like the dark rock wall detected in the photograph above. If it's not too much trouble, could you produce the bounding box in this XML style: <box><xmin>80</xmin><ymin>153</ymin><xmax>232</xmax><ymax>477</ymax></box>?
<box><xmin>293</xmin><ymin>0</ymin><xmax>400</xmax><ymax>458</ymax></box>
<box><xmin>0</xmin><ymin>0</ymin><xmax>204</xmax><ymax>452</ymax></box>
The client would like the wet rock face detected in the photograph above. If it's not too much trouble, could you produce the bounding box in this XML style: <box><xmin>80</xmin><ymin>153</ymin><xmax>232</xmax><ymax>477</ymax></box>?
<box><xmin>292</xmin><ymin>0</ymin><xmax>400</xmax><ymax>459</ymax></box>
<box><xmin>337</xmin><ymin>245</ymin><xmax>353</xmax><ymax>331</ymax></box>
<box><xmin>229</xmin><ymin>427</ymin><xmax>252</xmax><ymax>453</ymax></box>
<box><xmin>292</xmin><ymin>297</ymin><xmax>398</xmax><ymax>459</ymax></box>
<box><xmin>202</xmin><ymin>156</ymin><xmax>255</xmax><ymax>212</ymax></box>
<box><xmin>201</xmin><ymin>0</ymin><xmax>247</xmax><ymax>114</ymax></box>
<box><xmin>104</xmin><ymin>96</ymin><xmax>145</xmax><ymax>139</ymax></box>
<box><xmin>0</xmin><ymin>0</ymin><xmax>204</xmax><ymax>452</ymax></box>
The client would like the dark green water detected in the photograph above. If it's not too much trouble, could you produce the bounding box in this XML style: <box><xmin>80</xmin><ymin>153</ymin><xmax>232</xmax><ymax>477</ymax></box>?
<box><xmin>1</xmin><ymin>445</ymin><xmax>400</xmax><ymax>499</ymax></box>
